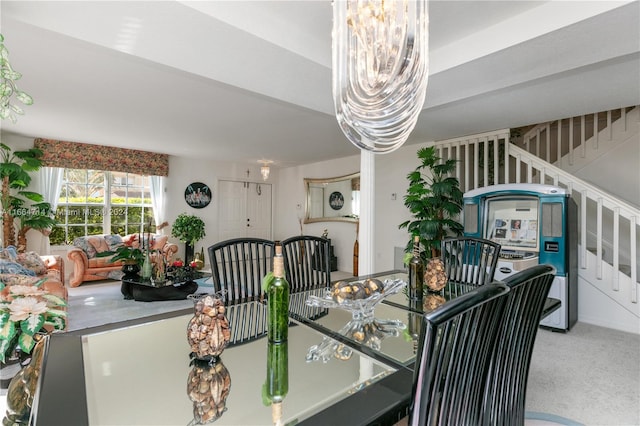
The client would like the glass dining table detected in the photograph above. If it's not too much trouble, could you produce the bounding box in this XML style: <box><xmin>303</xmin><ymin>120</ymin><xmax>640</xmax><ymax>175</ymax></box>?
<box><xmin>33</xmin><ymin>271</ymin><xmax>414</xmax><ymax>426</ymax></box>
<box><xmin>33</xmin><ymin>270</ymin><xmax>559</xmax><ymax>425</ymax></box>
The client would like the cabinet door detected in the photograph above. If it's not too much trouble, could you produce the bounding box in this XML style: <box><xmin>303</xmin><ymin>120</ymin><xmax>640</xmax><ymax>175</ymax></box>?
<box><xmin>218</xmin><ymin>180</ymin><xmax>272</xmax><ymax>240</ymax></box>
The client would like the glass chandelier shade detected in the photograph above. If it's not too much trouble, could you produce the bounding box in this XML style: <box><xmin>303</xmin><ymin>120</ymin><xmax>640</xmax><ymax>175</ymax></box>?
<box><xmin>261</xmin><ymin>165</ymin><xmax>270</xmax><ymax>181</ymax></box>
<box><xmin>332</xmin><ymin>0</ymin><xmax>429</xmax><ymax>153</ymax></box>
<box><xmin>259</xmin><ymin>160</ymin><xmax>272</xmax><ymax>181</ymax></box>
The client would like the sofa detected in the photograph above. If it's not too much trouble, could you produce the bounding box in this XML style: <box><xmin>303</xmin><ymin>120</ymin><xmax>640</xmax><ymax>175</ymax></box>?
<box><xmin>0</xmin><ymin>246</ymin><xmax>68</xmax><ymax>304</ymax></box>
<box><xmin>67</xmin><ymin>234</ymin><xmax>179</xmax><ymax>287</ymax></box>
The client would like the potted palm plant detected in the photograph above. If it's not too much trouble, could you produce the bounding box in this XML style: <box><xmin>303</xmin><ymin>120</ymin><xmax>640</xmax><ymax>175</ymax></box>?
<box><xmin>399</xmin><ymin>146</ymin><xmax>464</xmax><ymax>291</ymax></box>
<box><xmin>0</xmin><ymin>143</ymin><xmax>47</xmax><ymax>249</ymax></box>
<box><xmin>171</xmin><ymin>213</ymin><xmax>206</xmax><ymax>264</ymax></box>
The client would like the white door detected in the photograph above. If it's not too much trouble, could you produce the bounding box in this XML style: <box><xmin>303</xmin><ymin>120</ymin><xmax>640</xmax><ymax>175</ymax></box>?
<box><xmin>246</xmin><ymin>182</ymin><xmax>272</xmax><ymax>239</ymax></box>
<box><xmin>218</xmin><ymin>180</ymin><xmax>272</xmax><ymax>240</ymax></box>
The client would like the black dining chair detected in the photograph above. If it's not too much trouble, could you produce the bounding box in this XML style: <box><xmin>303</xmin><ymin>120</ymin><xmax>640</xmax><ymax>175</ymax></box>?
<box><xmin>224</xmin><ymin>301</ymin><xmax>268</xmax><ymax>346</ymax></box>
<box><xmin>281</xmin><ymin>235</ymin><xmax>331</xmax><ymax>292</ymax></box>
<box><xmin>208</xmin><ymin>238</ymin><xmax>275</xmax><ymax>304</ymax></box>
<box><xmin>409</xmin><ymin>282</ymin><xmax>510</xmax><ymax>426</ymax></box>
<box><xmin>483</xmin><ymin>264</ymin><xmax>557</xmax><ymax>426</ymax></box>
<box><xmin>442</xmin><ymin>236</ymin><xmax>501</xmax><ymax>286</ymax></box>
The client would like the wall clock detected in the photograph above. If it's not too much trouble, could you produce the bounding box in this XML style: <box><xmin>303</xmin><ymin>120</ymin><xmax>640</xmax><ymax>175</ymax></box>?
<box><xmin>185</xmin><ymin>182</ymin><xmax>212</xmax><ymax>209</ymax></box>
<box><xmin>329</xmin><ymin>191</ymin><xmax>344</xmax><ymax>210</ymax></box>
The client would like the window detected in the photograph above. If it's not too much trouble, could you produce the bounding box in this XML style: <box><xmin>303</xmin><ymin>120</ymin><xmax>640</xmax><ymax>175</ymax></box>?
<box><xmin>50</xmin><ymin>169</ymin><xmax>155</xmax><ymax>245</ymax></box>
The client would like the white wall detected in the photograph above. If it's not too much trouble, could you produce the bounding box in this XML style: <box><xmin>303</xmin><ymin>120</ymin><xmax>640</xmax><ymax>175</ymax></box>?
<box><xmin>274</xmin><ymin>142</ymin><xmax>430</xmax><ymax>274</ymax></box>
<box><xmin>273</xmin><ymin>155</ymin><xmax>360</xmax><ymax>273</ymax></box>
<box><xmin>166</xmin><ymin>156</ymin><xmax>279</xmax><ymax>265</ymax></box>
<box><xmin>574</xmin><ymin>133</ymin><xmax>640</xmax><ymax>207</ymax></box>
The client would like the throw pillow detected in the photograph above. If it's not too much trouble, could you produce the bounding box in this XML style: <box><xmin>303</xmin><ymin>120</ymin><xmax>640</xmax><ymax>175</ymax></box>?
<box><xmin>73</xmin><ymin>236</ymin><xmax>96</xmax><ymax>258</ymax></box>
<box><xmin>87</xmin><ymin>236</ymin><xmax>110</xmax><ymax>256</ymax></box>
<box><xmin>105</xmin><ymin>234</ymin><xmax>124</xmax><ymax>251</ymax></box>
<box><xmin>0</xmin><ymin>246</ymin><xmax>19</xmax><ymax>262</ymax></box>
<box><xmin>16</xmin><ymin>251</ymin><xmax>47</xmax><ymax>276</ymax></box>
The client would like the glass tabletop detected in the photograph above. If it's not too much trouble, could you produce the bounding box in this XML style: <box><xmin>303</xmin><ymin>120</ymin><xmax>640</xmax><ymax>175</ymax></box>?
<box><xmin>35</xmin><ymin>304</ymin><xmax>398</xmax><ymax>425</ymax></box>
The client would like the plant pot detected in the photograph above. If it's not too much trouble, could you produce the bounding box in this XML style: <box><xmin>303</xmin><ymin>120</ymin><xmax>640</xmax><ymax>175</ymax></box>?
<box><xmin>424</xmin><ymin>258</ymin><xmax>447</xmax><ymax>292</ymax></box>
<box><xmin>185</xmin><ymin>243</ymin><xmax>195</xmax><ymax>264</ymax></box>
<box><xmin>121</xmin><ymin>261</ymin><xmax>140</xmax><ymax>279</ymax></box>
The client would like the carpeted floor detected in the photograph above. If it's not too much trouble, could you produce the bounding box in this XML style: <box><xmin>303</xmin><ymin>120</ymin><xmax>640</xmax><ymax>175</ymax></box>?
<box><xmin>526</xmin><ymin>322</ymin><xmax>640</xmax><ymax>426</ymax></box>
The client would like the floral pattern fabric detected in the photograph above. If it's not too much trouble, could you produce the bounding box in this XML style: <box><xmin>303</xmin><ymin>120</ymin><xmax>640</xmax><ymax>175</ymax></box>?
<box><xmin>0</xmin><ymin>247</ymin><xmax>43</xmax><ymax>276</ymax></box>
<box><xmin>16</xmin><ymin>252</ymin><xmax>47</xmax><ymax>276</ymax></box>
<box><xmin>34</xmin><ymin>138</ymin><xmax>169</xmax><ymax>177</ymax></box>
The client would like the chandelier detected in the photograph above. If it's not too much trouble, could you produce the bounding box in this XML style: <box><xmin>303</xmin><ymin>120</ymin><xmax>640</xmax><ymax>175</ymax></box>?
<box><xmin>333</xmin><ymin>0</ymin><xmax>429</xmax><ymax>153</ymax></box>
<box><xmin>259</xmin><ymin>160</ymin><xmax>273</xmax><ymax>181</ymax></box>
<box><xmin>0</xmin><ymin>34</ymin><xmax>33</xmax><ymax>123</ymax></box>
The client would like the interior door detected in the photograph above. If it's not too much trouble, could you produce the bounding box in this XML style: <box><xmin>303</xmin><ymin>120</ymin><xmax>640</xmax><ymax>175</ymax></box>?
<box><xmin>246</xmin><ymin>182</ymin><xmax>272</xmax><ymax>239</ymax></box>
<box><xmin>218</xmin><ymin>180</ymin><xmax>272</xmax><ymax>240</ymax></box>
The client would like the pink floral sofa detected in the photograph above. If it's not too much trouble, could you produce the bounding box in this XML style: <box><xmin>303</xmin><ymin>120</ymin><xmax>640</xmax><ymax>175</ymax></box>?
<box><xmin>67</xmin><ymin>234</ymin><xmax>178</xmax><ymax>287</ymax></box>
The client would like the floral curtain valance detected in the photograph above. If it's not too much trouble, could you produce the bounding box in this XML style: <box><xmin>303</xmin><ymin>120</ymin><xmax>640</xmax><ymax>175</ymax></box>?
<box><xmin>33</xmin><ymin>138</ymin><xmax>169</xmax><ymax>177</ymax></box>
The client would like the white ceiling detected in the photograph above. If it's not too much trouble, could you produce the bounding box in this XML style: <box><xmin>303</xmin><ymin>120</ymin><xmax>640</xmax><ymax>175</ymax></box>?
<box><xmin>1</xmin><ymin>1</ymin><xmax>638</xmax><ymax>169</ymax></box>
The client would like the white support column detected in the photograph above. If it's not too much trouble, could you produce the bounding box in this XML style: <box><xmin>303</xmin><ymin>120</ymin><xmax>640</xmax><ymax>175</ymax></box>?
<box><xmin>359</xmin><ymin>150</ymin><xmax>375</xmax><ymax>275</ymax></box>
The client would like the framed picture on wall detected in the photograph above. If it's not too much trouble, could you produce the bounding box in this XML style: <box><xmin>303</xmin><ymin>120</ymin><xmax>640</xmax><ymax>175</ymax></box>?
<box><xmin>185</xmin><ymin>182</ymin><xmax>212</xmax><ymax>208</ymax></box>
<box><xmin>329</xmin><ymin>191</ymin><xmax>344</xmax><ymax>210</ymax></box>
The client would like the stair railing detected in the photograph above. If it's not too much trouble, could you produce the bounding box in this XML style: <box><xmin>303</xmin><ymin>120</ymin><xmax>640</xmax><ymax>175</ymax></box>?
<box><xmin>433</xmin><ymin>128</ymin><xmax>639</xmax><ymax>305</ymax></box>
<box><xmin>519</xmin><ymin>106</ymin><xmax>638</xmax><ymax>166</ymax></box>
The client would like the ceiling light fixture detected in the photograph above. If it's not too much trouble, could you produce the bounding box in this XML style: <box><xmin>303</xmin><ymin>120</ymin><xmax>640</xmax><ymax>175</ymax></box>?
<box><xmin>259</xmin><ymin>160</ymin><xmax>273</xmax><ymax>181</ymax></box>
<box><xmin>0</xmin><ymin>34</ymin><xmax>34</xmax><ymax>123</ymax></box>
<box><xmin>332</xmin><ymin>0</ymin><xmax>429</xmax><ymax>153</ymax></box>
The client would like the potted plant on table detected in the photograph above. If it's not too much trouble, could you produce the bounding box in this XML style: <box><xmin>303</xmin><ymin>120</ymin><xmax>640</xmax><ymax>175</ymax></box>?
<box><xmin>399</xmin><ymin>146</ymin><xmax>464</xmax><ymax>292</ymax></box>
<box><xmin>171</xmin><ymin>213</ymin><xmax>206</xmax><ymax>265</ymax></box>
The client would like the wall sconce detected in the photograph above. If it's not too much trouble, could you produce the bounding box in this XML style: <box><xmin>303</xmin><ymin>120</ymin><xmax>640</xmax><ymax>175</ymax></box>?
<box><xmin>259</xmin><ymin>160</ymin><xmax>273</xmax><ymax>181</ymax></box>
<box><xmin>332</xmin><ymin>0</ymin><xmax>429</xmax><ymax>153</ymax></box>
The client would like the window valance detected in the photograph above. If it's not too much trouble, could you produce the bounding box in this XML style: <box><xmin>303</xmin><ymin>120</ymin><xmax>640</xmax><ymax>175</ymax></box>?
<box><xmin>33</xmin><ymin>138</ymin><xmax>169</xmax><ymax>177</ymax></box>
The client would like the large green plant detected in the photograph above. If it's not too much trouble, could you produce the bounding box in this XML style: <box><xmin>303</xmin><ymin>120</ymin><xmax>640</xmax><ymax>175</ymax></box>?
<box><xmin>0</xmin><ymin>143</ymin><xmax>48</xmax><ymax>248</ymax></box>
<box><xmin>15</xmin><ymin>201</ymin><xmax>57</xmax><ymax>252</ymax></box>
<box><xmin>171</xmin><ymin>213</ymin><xmax>206</xmax><ymax>246</ymax></box>
<box><xmin>399</xmin><ymin>146</ymin><xmax>464</xmax><ymax>258</ymax></box>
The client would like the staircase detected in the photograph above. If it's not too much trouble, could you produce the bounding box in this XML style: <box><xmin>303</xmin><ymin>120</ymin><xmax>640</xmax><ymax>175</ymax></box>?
<box><xmin>432</xmin><ymin>106</ymin><xmax>640</xmax><ymax>333</ymax></box>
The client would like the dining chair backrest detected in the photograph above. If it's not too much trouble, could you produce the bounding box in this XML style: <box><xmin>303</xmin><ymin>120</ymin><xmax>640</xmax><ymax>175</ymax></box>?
<box><xmin>225</xmin><ymin>301</ymin><xmax>268</xmax><ymax>346</ymax></box>
<box><xmin>208</xmin><ymin>238</ymin><xmax>276</xmax><ymax>304</ymax></box>
<box><xmin>442</xmin><ymin>237</ymin><xmax>501</xmax><ymax>286</ymax></box>
<box><xmin>409</xmin><ymin>282</ymin><xmax>510</xmax><ymax>426</ymax></box>
<box><xmin>483</xmin><ymin>264</ymin><xmax>556</xmax><ymax>426</ymax></box>
<box><xmin>281</xmin><ymin>235</ymin><xmax>331</xmax><ymax>292</ymax></box>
